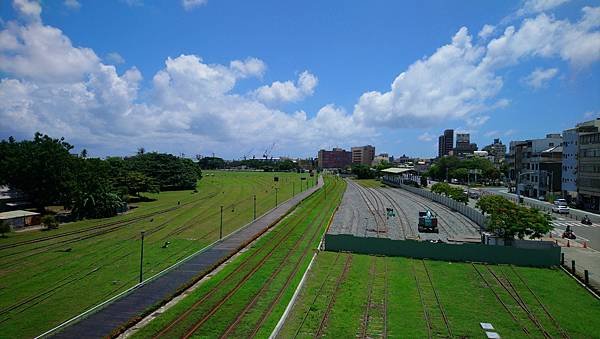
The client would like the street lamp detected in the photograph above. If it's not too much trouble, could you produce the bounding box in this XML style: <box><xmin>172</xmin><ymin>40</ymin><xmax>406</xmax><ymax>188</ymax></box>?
<box><xmin>253</xmin><ymin>195</ymin><xmax>256</xmax><ymax>220</ymax></box>
<box><xmin>220</xmin><ymin>205</ymin><xmax>224</xmax><ymax>240</ymax></box>
<box><xmin>139</xmin><ymin>231</ymin><xmax>145</xmax><ymax>283</ymax></box>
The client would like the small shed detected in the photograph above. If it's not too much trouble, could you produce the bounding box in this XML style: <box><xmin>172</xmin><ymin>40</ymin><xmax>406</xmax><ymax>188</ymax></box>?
<box><xmin>0</xmin><ymin>210</ymin><xmax>41</xmax><ymax>229</ymax></box>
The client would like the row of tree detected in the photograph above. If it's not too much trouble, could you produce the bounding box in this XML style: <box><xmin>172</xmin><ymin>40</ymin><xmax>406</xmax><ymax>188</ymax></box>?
<box><xmin>426</xmin><ymin>156</ymin><xmax>505</xmax><ymax>185</ymax></box>
<box><xmin>0</xmin><ymin>133</ymin><xmax>202</xmax><ymax>219</ymax></box>
<box><xmin>430</xmin><ymin>182</ymin><xmax>468</xmax><ymax>204</ymax></box>
<box><xmin>198</xmin><ymin>156</ymin><xmax>303</xmax><ymax>172</ymax></box>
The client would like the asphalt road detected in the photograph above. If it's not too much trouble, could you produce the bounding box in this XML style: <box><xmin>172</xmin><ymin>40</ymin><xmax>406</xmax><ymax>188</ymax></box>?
<box><xmin>329</xmin><ymin>180</ymin><xmax>481</xmax><ymax>243</ymax></box>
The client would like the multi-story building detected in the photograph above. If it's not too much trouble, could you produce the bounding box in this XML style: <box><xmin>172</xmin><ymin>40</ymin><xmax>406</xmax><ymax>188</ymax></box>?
<box><xmin>351</xmin><ymin>145</ymin><xmax>375</xmax><ymax>165</ymax></box>
<box><xmin>508</xmin><ymin>134</ymin><xmax>563</xmax><ymax>198</ymax></box>
<box><xmin>372</xmin><ymin>153</ymin><xmax>390</xmax><ymax>166</ymax></box>
<box><xmin>577</xmin><ymin>119</ymin><xmax>600</xmax><ymax>212</ymax></box>
<box><xmin>561</xmin><ymin>128</ymin><xmax>578</xmax><ymax>202</ymax></box>
<box><xmin>438</xmin><ymin>129</ymin><xmax>454</xmax><ymax>157</ymax></box>
<box><xmin>482</xmin><ymin>138</ymin><xmax>507</xmax><ymax>165</ymax></box>
<box><xmin>455</xmin><ymin>133</ymin><xmax>478</xmax><ymax>157</ymax></box>
<box><xmin>317</xmin><ymin>148</ymin><xmax>352</xmax><ymax>169</ymax></box>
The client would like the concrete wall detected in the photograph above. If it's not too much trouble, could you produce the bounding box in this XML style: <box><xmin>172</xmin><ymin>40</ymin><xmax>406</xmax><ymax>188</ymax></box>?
<box><xmin>324</xmin><ymin>234</ymin><xmax>560</xmax><ymax>267</ymax></box>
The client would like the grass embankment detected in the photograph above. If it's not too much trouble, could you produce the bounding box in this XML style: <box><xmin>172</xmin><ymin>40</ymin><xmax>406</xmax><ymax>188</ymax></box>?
<box><xmin>132</xmin><ymin>176</ymin><xmax>345</xmax><ymax>338</ymax></box>
<box><xmin>279</xmin><ymin>252</ymin><xmax>600</xmax><ymax>338</ymax></box>
<box><xmin>352</xmin><ymin>178</ymin><xmax>385</xmax><ymax>188</ymax></box>
<box><xmin>0</xmin><ymin>171</ymin><xmax>316</xmax><ymax>338</ymax></box>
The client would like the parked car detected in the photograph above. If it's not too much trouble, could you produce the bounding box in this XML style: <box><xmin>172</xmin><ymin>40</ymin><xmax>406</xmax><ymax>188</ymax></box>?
<box><xmin>552</xmin><ymin>200</ymin><xmax>569</xmax><ymax>214</ymax></box>
<box><xmin>538</xmin><ymin>195</ymin><xmax>546</xmax><ymax>201</ymax></box>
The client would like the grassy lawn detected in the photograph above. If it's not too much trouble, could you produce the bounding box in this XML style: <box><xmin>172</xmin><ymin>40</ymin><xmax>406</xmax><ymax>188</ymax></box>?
<box><xmin>131</xmin><ymin>176</ymin><xmax>346</xmax><ymax>338</ymax></box>
<box><xmin>279</xmin><ymin>252</ymin><xmax>600</xmax><ymax>338</ymax></box>
<box><xmin>0</xmin><ymin>171</ymin><xmax>316</xmax><ymax>338</ymax></box>
<box><xmin>352</xmin><ymin>178</ymin><xmax>386</xmax><ymax>188</ymax></box>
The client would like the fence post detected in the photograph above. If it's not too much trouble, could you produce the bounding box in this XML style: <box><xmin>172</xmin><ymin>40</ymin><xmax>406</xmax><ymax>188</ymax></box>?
<box><xmin>584</xmin><ymin>270</ymin><xmax>589</xmax><ymax>285</ymax></box>
<box><xmin>561</xmin><ymin>253</ymin><xmax>565</xmax><ymax>265</ymax></box>
<box><xmin>571</xmin><ymin>260</ymin><xmax>576</xmax><ymax>274</ymax></box>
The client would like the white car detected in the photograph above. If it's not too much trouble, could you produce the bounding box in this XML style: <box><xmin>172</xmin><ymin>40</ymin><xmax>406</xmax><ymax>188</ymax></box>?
<box><xmin>552</xmin><ymin>201</ymin><xmax>570</xmax><ymax>214</ymax></box>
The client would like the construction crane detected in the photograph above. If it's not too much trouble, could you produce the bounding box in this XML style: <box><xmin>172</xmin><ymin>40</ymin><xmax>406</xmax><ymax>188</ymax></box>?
<box><xmin>263</xmin><ymin>142</ymin><xmax>276</xmax><ymax>160</ymax></box>
<box><xmin>242</xmin><ymin>148</ymin><xmax>254</xmax><ymax>161</ymax></box>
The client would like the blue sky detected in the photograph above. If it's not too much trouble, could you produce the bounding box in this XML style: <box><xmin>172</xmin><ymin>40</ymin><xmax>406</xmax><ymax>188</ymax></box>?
<box><xmin>0</xmin><ymin>0</ymin><xmax>599</xmax><ymax>159</ymax></box>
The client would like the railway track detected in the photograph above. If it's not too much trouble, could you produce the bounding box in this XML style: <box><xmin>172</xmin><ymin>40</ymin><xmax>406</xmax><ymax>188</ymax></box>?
<box><xmin>471</xmin><ymin>264</ymin><xmax>531</xmax><ymax>336</ymax></box>
<box><xmin>314</xmin><ymin>254</ymin><xmax>353</xmax><ymax>338</ymax></box>
<box><xmin>152</xmin><ymin>179</ymin><xmax>335</xmax><ymax>338</ymax></box>
<box><xmin>378</xmin><ymin>188</ymin><xmax>415</xmax><ymax>239</ymax></box>
<box><xmin>509</xmin><ymin>266</ymin><xmax>570</xmax><ymax>338</ymax></box>
<box><xmin>411</xmin><ymin>260</ymin><xmax>452</xmax><ymax>337</ymax></box>
<box><xmin>359</xmin><ymin>256</ymin><xmax>377</xmax><ymax>338</ymax></box>
<box><xmin>486</xmin><ymin>266</ymin><xmax>552</xmax><ymax>338</ymax></box>
<box><xmin>218</xmin><ymin>190</ymin><xmax>335</xmax><ymax>339</ymax></box>
<box><xmin>292</xmin><ymin>252</ymin><xmax>343</xmax><ymax>338</ymax></box>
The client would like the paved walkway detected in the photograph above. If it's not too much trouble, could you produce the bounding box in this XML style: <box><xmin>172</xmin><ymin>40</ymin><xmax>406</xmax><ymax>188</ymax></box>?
<box><xmin>48</xmin><ymin>177</ymin><xmax>323</xmax><ymax>339</ymax></box>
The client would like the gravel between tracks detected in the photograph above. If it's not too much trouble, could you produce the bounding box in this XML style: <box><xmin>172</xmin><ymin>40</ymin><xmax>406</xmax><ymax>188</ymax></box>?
<box><xmin>328</xmin><ymin>179</ymin><xmax>480</xmax><ymax>242</ymax></box>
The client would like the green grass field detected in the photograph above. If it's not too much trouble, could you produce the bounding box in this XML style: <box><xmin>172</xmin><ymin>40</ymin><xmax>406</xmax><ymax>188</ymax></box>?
<box><xmin>0</xmin><ymin>171</ymin><xmax>316</xmax><ymax>338</ymax></box>
<box><xmin>130</xmin><ymin>176</ymin><xmax>345</xmax><ymax>338</ymax></box>
<box><xmin>352</xmin><ymin>178</ymin><xmax>386</xmax><ymax>188</ymax></box>
<box><xmin>279</xmin><ymin>252</ymin><xmax>600</xmax><ymax>338</ymax></box>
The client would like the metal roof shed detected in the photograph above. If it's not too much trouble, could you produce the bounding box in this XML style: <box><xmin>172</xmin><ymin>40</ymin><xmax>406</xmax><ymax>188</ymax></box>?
<box><xmin>0</xmin><ymin>210</ymin><xmax>41</xmax><ymax>229</ymax></box>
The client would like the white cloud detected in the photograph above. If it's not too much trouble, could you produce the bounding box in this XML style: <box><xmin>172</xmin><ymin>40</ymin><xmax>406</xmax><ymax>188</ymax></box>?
<box><xmin>523</xmin><ymin>67</ymin><xmax>558</xmax><ymax>88</ymax></box>
<box><xmin>583</xmin><ymin>110</ymin><xmax>599</xmax><ymax>119</ymax></box>
<box><xmin>12</xmin><ymin>0</ymin><xmax>41</xmax><ymax>21</ymax></box>
<box><xmin>254</xmin><ymin>71</ymin><xmax>318</xmax><ymax>105</ymax></box>
<box><xmin>230</xmin><ymin>58</ymin><xmax>266</xmax><ymax>78</ymax></box>
<box><xmin>478</xmin><ymin>24</ymin><xmax>495</xmax><ymax>40</ymax></box>
<box><xmin>466</xmin><ymin>115</ymin><xmax>490</xmax><ymax>127</ymax></box>
<box><xmin>517</xmin><ymin>0</ymin><xmax>570</xmax><ymax>16</ymax></box>
<box><xmin>182</xmin><ymin>0</ymin><xmax>207</xmax><ymax>11</ymax></box>
<box><xmin>106</xmin><ymin>52</ymin><xmax>125</xmax><ymax>64</ymax></box>
<box><xmin>64</xmin><ymin>0</ymin><xmax>81</xmax><ymax>10</ymax></box>
<box><xmin>0</xmin><ymin>21</ymin><xmax>100</xmax><ymax>82</ymax></box>
<box><xmin>483</xmin><ymin>8</ymin><xmax>600</xmax><ymax>69</ymax></box>
<box><xmin>484</xmin><ymin>130</ymin><xmax>500</xmax><ymax>137</ymax></box>
<box><xmin>418</xmin><ymin>132</ymin><xmax>434</xmax><ymax>142</ymax></box>
<box><xmin>353</xmin><ymin>27</ymin><xmax>503</xmax><ymax>128</ymax></box>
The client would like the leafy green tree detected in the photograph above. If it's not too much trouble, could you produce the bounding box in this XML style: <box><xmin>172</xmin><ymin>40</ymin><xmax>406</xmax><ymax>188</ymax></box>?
<box><xmin>41</xmin><ymin>215</ymin><xmax>59</xmax><ymax>230</ymax></box>
<box><xmin>420</xmin><ymin>175</ymin><xmax>428</xmax><ymax>188</ymax></box>
<box><xmin>116</xmin><ymin>171</ymin><xmax>159</xmax><ymax>197</ymax></box>
<box><xmin>450</xmin><ymin>168</ymin><xmax>468</xmax><ymax>182</ymax></box>
<box><xmin>0</xmin><ymin>133</ymin><xmax>75</xmax><ymax>210</ymax></box>
<box><xmin>351</xmin><ymin>164</ymin><xmax>374</xmax><ymax>179</ymax></box>
<box><xmin>124</xmin><ymin>153</ymin><xmax>201</xmax><ymax>190</ymax></box>
<box><xmin>476</xmin><ymin>195</ymin><xmax>551</xmax><ymax>242</ymax></box>
<box><xmin>196</xmin><ymin>156</ymin><xmax>225</xmax><ymax>169</ymax></box>
<box><xmin>0</xmin><ymin>220</ymin><xmax>11</xmax><ymax>238</ymax></box>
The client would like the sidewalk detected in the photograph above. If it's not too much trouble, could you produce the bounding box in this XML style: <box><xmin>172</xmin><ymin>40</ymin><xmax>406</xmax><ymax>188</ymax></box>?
<box><xmin>47</xmin><ymin>177</ymin><xmax>323</xmax><ymax>339</ymax></box>
<box><xmin>543</xmin><ymin>233</ymin><xmax>600</xmax><ymax>291</ymax></box>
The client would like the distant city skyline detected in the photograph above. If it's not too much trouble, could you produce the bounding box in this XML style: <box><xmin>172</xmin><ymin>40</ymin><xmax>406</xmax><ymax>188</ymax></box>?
<box><xmin>0</xmin><ymin>0</ymin><xmax>599</xmax><ymax>159</ymax></box>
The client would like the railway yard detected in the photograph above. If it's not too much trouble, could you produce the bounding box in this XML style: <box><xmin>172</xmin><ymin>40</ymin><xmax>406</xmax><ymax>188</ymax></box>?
<box><xmin>0</xmin><ymin>171</ymin><xmax>314</xmax><ymax>338</ymax></box>
<box><xmin>277</xmin><ymin>251</ymin><xmax>600</xmax><ymax>338</ymax></box>
<box><xmin>3</xmin><ymin>174</ymin><xmax>600</xmax><ymax>338</ymax></box>
<box><xmin>328</xmin><ymin>179</ymin><xmax>481</xmax><ymax>242</ymax></box>
<box><xmin>127</xmin><ymin>177</ymin><xmax>345</xmax><ymax>338</ymax></box>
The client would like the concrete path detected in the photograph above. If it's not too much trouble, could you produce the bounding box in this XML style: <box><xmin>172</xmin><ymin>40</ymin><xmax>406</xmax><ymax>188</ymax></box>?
<box><xmin>47</xmin><ymin>177</ymin><xmax>323</xmax><ymax>339</ymax></box>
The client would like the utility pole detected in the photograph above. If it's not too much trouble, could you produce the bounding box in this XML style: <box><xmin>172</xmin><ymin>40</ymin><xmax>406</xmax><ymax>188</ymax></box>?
<box><xmin>275</xmin><ymin>187</ymin><xmax>279</xmax><ymax>207</ymax></box>
<box><xmin>139</xmin><ymin>231</ymin><xmax>145</xmax><ymax>283</ymax></box>
<box><xmin>253</xmin><ymin>195</ymin><xmax>256</xmax><ymax>220</ymax></box>
<box><xmin>292</xmin><ymin>182</ymin><xmax>295</xmax><ymax>196</ymax></box>
<box><xmin>220</xmin><ymin>205</ymin><xmax>223</xmax><ymax>240</ymax></box>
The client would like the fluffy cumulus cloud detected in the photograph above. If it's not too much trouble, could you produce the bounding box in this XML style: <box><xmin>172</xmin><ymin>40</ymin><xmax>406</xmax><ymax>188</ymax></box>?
<box><xmin>106</xmin><ymin>52</ymin><xmax>125</xmax><ymax>65</ymax></box>
<box><xmin>523</xmin><ymin>67</ymin><xmax>558</xmax><ymax>88</ymax></box>
<box><xmin>2</xmin><ymin>0</ymin><xmax>600</xmax><ymax>157</ymax></box>
<box><xmin>182</xmin><ymin>0</ymin><xmax>207</xmax><ymax>11</ymax></box>
<box><xmin>353</xmin><ymin>6</ymin><xmax>600</xmax><ymax>129</ymax></box>
<box><xmin>0</xmin><ymin>0</ymin><xmax>366</xmax><ymax>156</ymax></box>
<box><xmin>254</xmin><ymin>71</ymin><xmax>318</xmax><ymax>105</ymax></box>
<box><xmin>354</xmin><ymin>27</ymin><xmax>503</xmax><ymax>128</ymax></box>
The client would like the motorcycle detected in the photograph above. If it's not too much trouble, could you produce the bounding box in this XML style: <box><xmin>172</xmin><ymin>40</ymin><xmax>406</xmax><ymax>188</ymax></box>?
<box><xmin>581</xmin><ymin>216</ymin><xmax>592</xmax><ymax>226</ymax></box>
